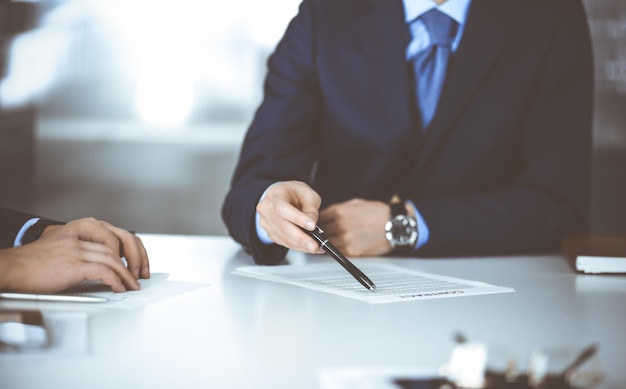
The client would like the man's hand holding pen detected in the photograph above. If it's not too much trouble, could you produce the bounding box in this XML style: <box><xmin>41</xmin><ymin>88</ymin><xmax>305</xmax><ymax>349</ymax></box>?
<box><xmin>257</xmin><ymin>180</ymin><xmax>376</xmax><ymax>291</ymax></box>
<box><xmin>256</xmin><ymin>181</ymin><xmax>324</xmax><ymax>255</ymax></box>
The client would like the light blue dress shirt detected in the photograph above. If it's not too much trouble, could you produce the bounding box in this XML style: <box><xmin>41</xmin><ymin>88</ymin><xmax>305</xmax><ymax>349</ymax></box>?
<box><xmin>404</xmin><ymin>0</ymin><xmax>472</xmax><ymax>60</ymax></box>
<box><xmin>14</xmin><ymin>217</ymin><xmax>41</xmax><ymax>247</ymax></box>
<box><xmin>256</xmin><ymin>0</ymin><xmax>473</xmax><ymax>250</ymax></box>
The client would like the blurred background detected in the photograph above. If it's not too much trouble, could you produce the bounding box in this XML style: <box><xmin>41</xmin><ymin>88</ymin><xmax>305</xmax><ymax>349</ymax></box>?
<box><xmin>0</xmin><ymin>0</ymin><xmax>624</xmax><ymax>238</ymax></box>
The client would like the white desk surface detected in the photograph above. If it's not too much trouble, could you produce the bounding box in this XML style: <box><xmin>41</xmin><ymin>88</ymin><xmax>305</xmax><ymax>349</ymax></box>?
<box><xmin>1</xmin><ymin>234</ymin><xmax>625</xmax><ymax>389</ymax></box>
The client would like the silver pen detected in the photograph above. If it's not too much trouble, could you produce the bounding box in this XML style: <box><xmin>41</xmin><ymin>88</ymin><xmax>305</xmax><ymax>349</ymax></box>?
<box><xmin>300</xmin><ymin>225</ymin><xmax>376</xmax><ymax>292</ymax></box>
<box><xmin>0</xmin><ymin>292</ymin><xmax>108</xmax><ymax>303</ymax></box>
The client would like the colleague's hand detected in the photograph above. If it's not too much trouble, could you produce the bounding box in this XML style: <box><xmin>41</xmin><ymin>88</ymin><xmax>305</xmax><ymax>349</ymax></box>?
<box><xmin>0</xmin><ymin>218</ymin><xmax>149</xmax><ymax>293</ymax></box>
<box><xmin>256</xmin><ymin>181</ymin><xmax>325</xmax><ymax>254</ymax></box>
<box><xmin>41</xmin><ymin>218</ymin><xmax>149</xmax><ymax>280</ymax></box>
<box><xmin>318</xmin><ymin>198</ymin><xmax>392</xmax><ymax>257</ymax></box>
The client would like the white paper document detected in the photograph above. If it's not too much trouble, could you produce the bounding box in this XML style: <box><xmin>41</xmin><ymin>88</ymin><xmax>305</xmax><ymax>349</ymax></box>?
<box><xmin>64</xmin><ymin>273</ymin><xmax>210</xmax><ymax>309</ymax></box>
<box><xmin>0</xmin><ymin>274</ymin><xmax>209</xmax><ymax>311</ymax></box>
<box><xmin>233</xmin><ymin>263</ymin><xmax>514</xmax><ymax>303</ymax></box>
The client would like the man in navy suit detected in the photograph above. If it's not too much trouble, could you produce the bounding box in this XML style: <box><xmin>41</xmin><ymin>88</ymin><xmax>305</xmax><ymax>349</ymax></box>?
<box><xmin>0</xmin><ymin>208</ymin><xmax>150</xmax><ymax>293</ymax></box>
<box><xmin>222</xmin><ymin>0</ymin><xmax>593</xmax><ymax>265</ymax></box>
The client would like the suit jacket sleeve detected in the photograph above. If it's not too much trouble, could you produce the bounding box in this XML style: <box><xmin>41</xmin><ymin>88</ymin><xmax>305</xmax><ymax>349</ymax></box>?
<box><xmin>221</xmin><ymin>0</ymin><xmax>321</xmax><ymax>265</ymax></box>
<box><xmin>0</xmin><ymin>207</ymin><xmax>37</xmax><ymax>248</ymax></box>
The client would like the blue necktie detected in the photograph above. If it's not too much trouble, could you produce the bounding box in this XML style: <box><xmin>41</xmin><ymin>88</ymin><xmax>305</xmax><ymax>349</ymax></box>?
<box><xmin>410</xmin><ymin>9</ymin><xmax>459</xmax><ymax>130</ymax></box>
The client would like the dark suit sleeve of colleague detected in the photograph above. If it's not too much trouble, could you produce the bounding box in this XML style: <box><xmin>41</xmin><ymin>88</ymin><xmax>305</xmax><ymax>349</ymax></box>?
<box><xmin>222</xmin><ymin>0</ymin><xmax>594</xmax><ymax>265</ymax></box>
<box><xmin>0</xmin><ymin>207</ymin><xmax>37</xmax><ymax>248</ymax></box>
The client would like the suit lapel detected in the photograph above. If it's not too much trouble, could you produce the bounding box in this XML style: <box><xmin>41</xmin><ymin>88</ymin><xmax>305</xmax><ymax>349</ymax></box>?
<box><xmin>356</xmin><ymin>0</ymin><xmax>414</xmax><ymax>137</ymax></box>
<box><xmin>414</xmin><ymin>0</ymin><xmax>515</xmax><ymax>171</ymax></box>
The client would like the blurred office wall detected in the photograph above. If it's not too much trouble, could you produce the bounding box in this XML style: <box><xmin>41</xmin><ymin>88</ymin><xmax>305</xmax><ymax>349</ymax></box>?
<box><xmin>583</xmin><ymin>0</ymin><xmax>626</xmax><ymax>236</ymax></box>
<box><xmin>0</xmin><ymin>1</ymin><xmax>39</xmax><ymax>205</ymax></box>
<box><xmin>0</xmin><ymin>0</ymin><xmax>625</xmax><ymax>237</ymax></box>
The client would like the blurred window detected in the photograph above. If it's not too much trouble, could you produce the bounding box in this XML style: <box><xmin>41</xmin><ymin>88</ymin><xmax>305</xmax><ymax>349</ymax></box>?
<box><xmin>1</xmin><ymin>0</ymin><xmax>300</xmax><ymax>127</ymax></box>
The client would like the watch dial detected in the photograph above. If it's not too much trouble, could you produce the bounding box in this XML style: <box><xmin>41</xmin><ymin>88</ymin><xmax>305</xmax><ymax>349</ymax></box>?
<box><xmin>388</xmin><ymin>216</ymin><xmax>417</xmax><ymax>246</ymax></box>
<box><xmin>392</xmin><ymin>219</ymin><xmax>407</xmax><ymax>242</ymax></box>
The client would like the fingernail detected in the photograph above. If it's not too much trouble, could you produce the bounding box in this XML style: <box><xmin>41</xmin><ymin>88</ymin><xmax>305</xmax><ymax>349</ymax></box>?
<box><xmin>307</xmin><ymin>242</ymin><xmax>318</xmax><ymax>253</ymax></box>
<box><xmin>143</xmin><ymin>266</ymin><xmax>150</xmax><ymax>276</ymax></box>
<box><xmin>305</xmin><ymin>220</ymin><xmax>315</xmax><ymax>230</ymax></box>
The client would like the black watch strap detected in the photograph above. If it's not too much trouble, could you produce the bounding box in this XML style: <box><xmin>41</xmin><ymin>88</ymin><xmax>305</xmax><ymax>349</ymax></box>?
<box><xmin>390</xmin><ymin>199</ymin><xmax>406</xmax><ymax>218</ymax></box>
<box><xmin>393</xmin><ymin>242</ymin><xmax>413</xmax><ymax>255</ymax></box>
<box><xmin>21</xmin><ymin>219</ymin><xmax>65</xmax><ymax>245</ymax></box>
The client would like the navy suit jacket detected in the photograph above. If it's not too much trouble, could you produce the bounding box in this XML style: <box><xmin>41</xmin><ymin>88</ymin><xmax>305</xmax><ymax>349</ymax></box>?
<box><xmin>222</xmin><ymin>0</ymin><xmax>593</xmax><ymax>265</ymax></box>
<box><xmin>0</xmin><ymin>208</ymin><xmax>36</xmax><ymax>248</ymax></box>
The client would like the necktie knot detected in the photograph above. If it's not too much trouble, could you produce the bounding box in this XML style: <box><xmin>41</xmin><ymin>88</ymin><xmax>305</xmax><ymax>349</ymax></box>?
<box><xmin>419</xmin><ymin>8</ymin><xmax>458</xmax><ymax>47</ymax></box>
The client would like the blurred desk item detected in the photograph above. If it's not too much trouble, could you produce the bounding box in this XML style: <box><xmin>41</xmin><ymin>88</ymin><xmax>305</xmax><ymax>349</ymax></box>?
<box><xmin>562</xmin><ymin>237</ymin><xmax>626</xmax><ymax>274</ymax></box>
<box><xmin>0</xmin><ymin>309</ymin><xmax>88</xmax><ymax>357</ymax></box>
<box><xmin>1</xmin><ymin>234</ymin><xmax>624</xmax><ymax>389</ymax></box>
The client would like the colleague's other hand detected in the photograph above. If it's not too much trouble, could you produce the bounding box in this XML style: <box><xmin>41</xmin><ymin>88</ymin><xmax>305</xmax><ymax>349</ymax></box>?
<box><xmin>256</xmin><ymin>181</ymin><xmax>324</xmax><ymax>254</ymax></box>
<box><xmin>319</xmin><ymin>198</ymin><xmax>391</xmax><ymax>257</ymax></box>
<box><xmin>41</xmin><ymin>218</ymin><xmax>149</xmax><ymax>279</ymax></box>
<box><xmin>0</xmin><ymin>217</ymin><xmax>149</xmax><ymax>294</ymax></box>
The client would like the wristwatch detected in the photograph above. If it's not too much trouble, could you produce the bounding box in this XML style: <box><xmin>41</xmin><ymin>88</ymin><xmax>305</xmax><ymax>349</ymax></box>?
<box><xmin>384</xmin><ymin>196</ymin><xmax>418</xmax><ymax>254</ymax></box>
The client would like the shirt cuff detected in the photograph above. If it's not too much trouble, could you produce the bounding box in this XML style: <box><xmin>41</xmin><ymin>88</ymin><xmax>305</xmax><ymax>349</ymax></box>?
<box><xmin>256</xmin><ymin>189</ymin><xmax>274</xmax><ymax>245</ymax></box>
<box><xmin>406</xmin><ymin>200</ymin><xmax>430</xmax><ymax>251</ymax></box>
<box><xmin>14</xmin><ymin>217</ymin><xmax>41</xmax><ymax>247</ymax></box>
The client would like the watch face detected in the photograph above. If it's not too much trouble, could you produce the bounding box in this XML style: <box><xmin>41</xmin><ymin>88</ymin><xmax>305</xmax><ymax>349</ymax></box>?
<box><xmin>385</xmin><ymin>215</ymin><xmax>418</xmax><ymax>247</ymax></box>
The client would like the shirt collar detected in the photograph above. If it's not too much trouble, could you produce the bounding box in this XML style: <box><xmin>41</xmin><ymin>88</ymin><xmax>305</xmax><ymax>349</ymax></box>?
<box><xmin>403</xmin><ymin>0</ymin><xmax>472</xmax><ymax>25</ymax></box>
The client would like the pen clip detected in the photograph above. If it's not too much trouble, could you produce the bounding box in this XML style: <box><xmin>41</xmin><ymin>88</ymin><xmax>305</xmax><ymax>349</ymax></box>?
<box><xmin>300</xmin><ymin>225</ymin><xmax>325</xmax><ymax>246</ymax></box>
